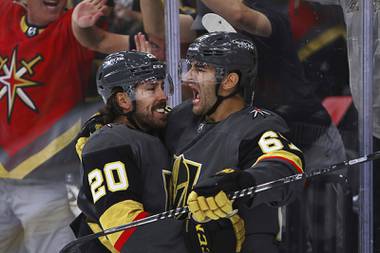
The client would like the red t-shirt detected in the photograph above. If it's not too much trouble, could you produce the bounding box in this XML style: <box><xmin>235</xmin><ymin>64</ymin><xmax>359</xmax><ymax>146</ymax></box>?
<box><xmin>0</xmin><ymin>0</ymin><xmax>95</xmax><ymax>178</ymax></box>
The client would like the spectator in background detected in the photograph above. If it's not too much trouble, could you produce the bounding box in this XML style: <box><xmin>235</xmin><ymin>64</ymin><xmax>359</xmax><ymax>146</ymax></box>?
<box><xmin>109</xmin><ymin>0</ymin><xmax>144</xmax><ymax>38</ymax></box>
<box><xmin>305</xmin><ymin>0</ymin><xmax>380</xmax><ymax>250</ymax></box>
<box><xmin>288</xmin><ymin>0</ymin><xmax>349</xmax><ymax>99</ymax></box>
<box><xmin>0</xmin><ymin>0</ymin><xmax>130</xmax><ymax>252</ymax></box>
<box><xmin>304</xmin><ymin>0</ymin><xmax>380</xmax><ymax>147</ymax></box>
<box><xmin>285</xmin><ymin>2</ymin><xmax>354</xmax><ymax>252</ymax></box>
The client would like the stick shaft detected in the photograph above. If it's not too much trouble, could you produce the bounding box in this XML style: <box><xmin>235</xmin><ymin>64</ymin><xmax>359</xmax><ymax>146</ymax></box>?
<box><xmin>60</xmin><ymin>151</ymin><xmax>380</xmax><ymax>253</ymax></box>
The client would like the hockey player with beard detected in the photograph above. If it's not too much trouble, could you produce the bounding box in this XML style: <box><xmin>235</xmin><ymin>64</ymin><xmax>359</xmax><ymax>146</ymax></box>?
<box><xmin>164</xmin><ymin>32</ymin><xmax>305</xmax><ymax>253</ymax></box>
<box><xmin>72</xmin><ymin>51</ymin><xmax>187</xmax><ymax>253</ymax></box>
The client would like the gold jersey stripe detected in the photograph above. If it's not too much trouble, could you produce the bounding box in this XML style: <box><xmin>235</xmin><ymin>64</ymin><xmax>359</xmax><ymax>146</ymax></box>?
<box><xmin>99</xmin><ymin>200</ymin><xmax>144</xmax><ymax>246</ymax></box>
<box><xmin>87</xmin><ymin>222</ymin><xmax>119</xmax><ymax>253</ymax></box>
<box><xmin>298</xmin><ymin>25</ymin><xmax>346</xmax><ymax>62</ymax></box>
<box><xmin>0</xmin><ymin>120</ymin><xmax>81</xmax><ymax>179</ymax></box>
<box><xmin>255</xmin><ymin>150</ymin><xmax>304</xmax><ymax>173</ymax></box>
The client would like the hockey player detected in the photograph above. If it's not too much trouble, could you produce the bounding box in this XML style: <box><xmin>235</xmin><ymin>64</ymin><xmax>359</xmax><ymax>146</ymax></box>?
<box><xmin>73</xmin><ymin>51</ymin><xmax>187</xmax><ymax>253</ymax></box>
<box><xmin>165</xmin><ymin>32</ymin><xmax>305</xmax><ymax>253</ymax></box>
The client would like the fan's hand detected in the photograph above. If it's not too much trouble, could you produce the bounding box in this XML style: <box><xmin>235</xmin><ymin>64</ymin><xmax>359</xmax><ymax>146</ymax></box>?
<box><xmin>72</xmin><ymin>0</ymin><xmax>108</xmax><ymax>28</ymax></box>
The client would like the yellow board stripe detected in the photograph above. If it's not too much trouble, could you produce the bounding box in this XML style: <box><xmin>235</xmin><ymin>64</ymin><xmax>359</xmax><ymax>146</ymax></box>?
<box><xmin>99</xmin><ymin>200</ymin><xmax>144</xmax><ymax>246</ymax></box>
<box><xmin>0</xmin><ymin>164</ymin><xmax>8</xmax><ymax>177</ymax></box>
<box><xmin>87</xmin><ymin>222</ymin><xmax>119</xmax><ymax>253</ymax></box>
<box><xmin>255</xmin><ymin>150</ymin><xmax>304</xmax><ymax>173</ymax></box>
<box><xmin>0</xmin><ymin>120</ymin><xmax>81</xmax><ymax>179</ymax></box>
<box><xmin>298</xmin><ymin>25</ymin><xmax>346</xmax><ymax>62</ymax></box>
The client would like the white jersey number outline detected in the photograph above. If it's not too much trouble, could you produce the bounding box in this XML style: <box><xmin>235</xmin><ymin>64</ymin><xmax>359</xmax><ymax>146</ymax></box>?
<box><xmin>88</xmin><ymin>161</ymin><xmax>129</xmax><ymax>204</ymax></box>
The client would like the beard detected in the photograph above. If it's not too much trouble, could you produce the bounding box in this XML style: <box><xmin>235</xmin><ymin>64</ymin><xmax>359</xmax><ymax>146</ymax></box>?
<box><xmin>134</xmin><ymin>111</ymin><xmax>167</xmax><ymax>130</ymax></box>
<box><xmin>133</xmin><ymin>101</ymin><xmax>168</xmax><ymax>131</ymax></box>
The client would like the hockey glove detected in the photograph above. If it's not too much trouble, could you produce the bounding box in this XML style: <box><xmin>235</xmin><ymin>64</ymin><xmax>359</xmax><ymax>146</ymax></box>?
<box><xmin>184</xmin><ymin>213</ymin><xmax>245</xmax><ymax>253</ymax></box>
<box><xmin>75</xmin><ymin>113</ymin><xmax>104</xmax><ymax>160</ymax></box>
<box><xmin>187</xmin><ymin>168</ymin><xmax>255</xmax><ymax>222</ymax></box>
<box><xmin>230</xmin><ymin>213</ymin><xmax>245</xmax><ymax>253</ymax></box>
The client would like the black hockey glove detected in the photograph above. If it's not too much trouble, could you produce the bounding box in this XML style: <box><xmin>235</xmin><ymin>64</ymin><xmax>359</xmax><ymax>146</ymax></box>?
<box><xmin>187</xmin><ymin>168</ymin><xmax>255</xmax><ymax>222</ymax></box>
<box><xmin>184</xmin><ymin>214</ymin><xmax>245</xmax><ymax>253</ymax></box>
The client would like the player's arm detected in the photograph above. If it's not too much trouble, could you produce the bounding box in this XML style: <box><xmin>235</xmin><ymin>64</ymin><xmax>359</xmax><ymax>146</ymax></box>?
<box><xmin>187</xmin><ymin>130</ymin><xmax>304</xmax><ymax>221</ymax></box>
<box><xmin>71</xmin><ymin>0</ymin><xmax>130</xmax><ymax>54</ymax></box>
<box><xmin>239</xmin><ymin>130</ymin><xmax>304</xmax><ymax>207</ymax></box>
<box><xmin>139</xmin><ymin>0</ymin><xmax>196</xmax><ymax>43</ymax></box>
<box><xmin>201</xmin><ymin>0</ymin><xmax>272</xmax><ymax>37</ymax></box>
<box><xmin>81</xmin><ymin>143</ymin><xmax>147</xmax><ymax>251</ymax></box>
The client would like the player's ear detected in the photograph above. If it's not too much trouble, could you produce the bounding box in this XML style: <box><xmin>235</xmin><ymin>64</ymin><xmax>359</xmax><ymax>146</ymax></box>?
<box><xmin>221</xmin><ymin>72</ymin><xmax>239</xmax><ymax>92</ymax></box>
<box><xmin>115</xmin><ymin>92</ymin><xmax>132</xmax><ymax>113</ymax></box>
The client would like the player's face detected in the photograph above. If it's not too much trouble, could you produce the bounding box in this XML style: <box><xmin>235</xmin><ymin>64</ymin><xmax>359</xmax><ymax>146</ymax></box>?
<box><xmin>181</xmin><ymin>61</ymin><xmax>218</xmax><ymax>116</ymax></box>
<box><xmin>134</xmin><ymin>80</ymin><xmax>168</xmax><ymax>130</ymax></box>
<box><xmin>26</xmin><ymin>0</ymin><xmax>67</xmax><ymax>26</ymax></box>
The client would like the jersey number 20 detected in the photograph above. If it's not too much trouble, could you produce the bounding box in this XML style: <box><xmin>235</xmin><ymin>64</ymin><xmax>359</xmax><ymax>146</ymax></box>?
<box><xmin>88</xmin><ymin>161</ymin><xmax>129</xmax><ymax>204</ymax></box>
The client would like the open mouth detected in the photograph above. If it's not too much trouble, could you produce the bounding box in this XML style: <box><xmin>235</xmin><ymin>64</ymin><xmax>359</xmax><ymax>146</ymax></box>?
<box><xmin>182</xmin><ymin>80</ymin><xmax>201</xmax><ymax>106</ymax></box>
<box><xmin>43</xmin><ymin>0</ymin><xmax>59</xmax><ymax>8</ymax></box>
<box><xmin>189</xmin><ymin>84</ymin><xmax>200</xmax><ymax>105</ymax></box>
<box><xmin>154</xmin><ymin>107</ymin><xmax>165</xmax><ymax>114</ymax></box>
<box><xmin>193</xmin><ymin>89</ymin><xmax>200</xmax><ymax>104</ymax></box>
<box><xmin>153</xmin><ymin>102</ymin><xmax>167</xmax><ymax>115</ymax></box>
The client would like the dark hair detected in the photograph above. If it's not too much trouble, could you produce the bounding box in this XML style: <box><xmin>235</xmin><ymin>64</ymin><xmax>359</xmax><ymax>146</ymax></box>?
<box><xmin>98</xmin><ymin>87</ymin><xmax>125</xmax><ymax>124</ymax></box>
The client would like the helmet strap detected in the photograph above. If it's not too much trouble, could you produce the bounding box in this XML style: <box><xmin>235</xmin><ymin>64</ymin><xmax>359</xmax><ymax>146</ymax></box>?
<box><xmin>205</xmin><ymin>68</ymin><xmax>242</xmax><ymax>116</ymax></box>
<box><xmin>205</xmin><ymin>83</ymin><xmax>240</xmax><ymax>116</ymax></box>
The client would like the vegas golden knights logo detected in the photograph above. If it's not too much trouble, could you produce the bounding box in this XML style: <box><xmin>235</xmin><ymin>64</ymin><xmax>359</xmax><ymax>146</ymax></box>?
<box><xmin>0</xmin><ymin>47</ymin><xmax>43</xmax><ymax>122</ymax></box>
<box><xmin>161</xmin><ymin>169</ymin><xmax>172</xmax><ymax>211</ymax></box>
<box><xmin>171</xmin><ymin>154</ymin><xmax>202</xmax><ymax>211</ymax></box>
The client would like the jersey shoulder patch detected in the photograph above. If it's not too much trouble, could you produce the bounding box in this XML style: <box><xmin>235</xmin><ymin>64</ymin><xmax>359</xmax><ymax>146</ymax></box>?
<box><xmin>233</xmin><ymin>106</ymin><xmax>290</xmax><ymax>137</ymax></box>
<box><xmin>248</xmin><ymin>107</ymin><xmax>272</xmax><ymax>119</ymax></box>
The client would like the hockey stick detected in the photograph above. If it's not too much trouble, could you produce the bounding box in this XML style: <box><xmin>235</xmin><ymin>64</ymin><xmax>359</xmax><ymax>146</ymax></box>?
<box><xmin>60</xmin><ymin>151</ymin><xmax>380</xmax><ymax>253</ymax></box>
<box><xmin>202</xmin><ymin>13</ymin><xmax>237</xmax><ymax>33</ymax></box>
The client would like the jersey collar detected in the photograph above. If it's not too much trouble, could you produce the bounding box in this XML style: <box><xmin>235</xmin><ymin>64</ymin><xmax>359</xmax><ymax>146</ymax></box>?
<box><xmin>20</xmin><ymin>16</ymin><xmax>46</xmax><ymax>38</ymax></box>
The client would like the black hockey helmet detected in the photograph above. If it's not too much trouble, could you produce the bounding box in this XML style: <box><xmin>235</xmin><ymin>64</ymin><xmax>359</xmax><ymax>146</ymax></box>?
<box><xmin>97</xmin><ymin>51</ymin><xmax>170</xmax><ymax>103</ymax></box>
<box><xmin>185</xmin><ymin>32</ymin><xmax>258</xmax><ymax>103</ymax></box>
